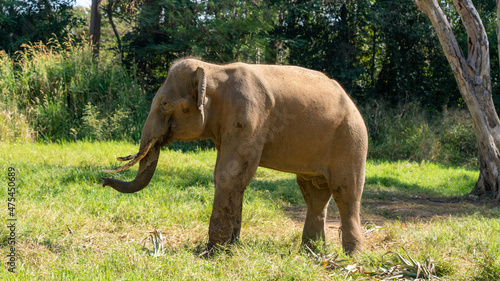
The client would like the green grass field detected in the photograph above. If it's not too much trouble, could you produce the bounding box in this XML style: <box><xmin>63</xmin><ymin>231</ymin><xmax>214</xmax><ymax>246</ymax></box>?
<box><xmin>1</xmin><ymin>142</ymin><xmax>499</xmax><ymax>280</ymax></box>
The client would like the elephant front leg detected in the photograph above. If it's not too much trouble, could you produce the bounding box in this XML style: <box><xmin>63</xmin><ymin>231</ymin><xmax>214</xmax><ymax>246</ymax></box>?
<box><xmin>207</xmin><ymin>149</ymin><xmax>260</xmax><ymax>250</ymax></box>
<box><xmin>208</xmin><ymin>187</ymin><xmax>245</xmax><ymax>246</ymax></box>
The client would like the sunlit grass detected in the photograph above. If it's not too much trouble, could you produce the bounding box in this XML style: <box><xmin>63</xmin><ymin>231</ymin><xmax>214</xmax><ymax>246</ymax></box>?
<box><xmin>366</xmin><ymin>160</ymin><xmax>478</xmax><ymax>197</ymax></box>
<box><xmin>0</xmin><ymin>141</ymin><xmax>498</xmax><ymax>280</ymax></box>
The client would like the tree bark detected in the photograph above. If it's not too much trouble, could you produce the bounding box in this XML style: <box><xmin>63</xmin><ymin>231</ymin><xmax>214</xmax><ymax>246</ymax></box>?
<box><xmin>497</xmin><ymin>0</ymin><xmax>500</xmax><ymax>67</ymax></box>
<box><xmin>415</xmin><ymin>0</ymin><xmax>500</xmax><ymax>201</ymax></box>
<box><xmin>90</xmin><ymin>0</ymin><xmax>102</xmax><ymax>60</ymax></box>
<box><xmin>107</xmin><ymin>0</ymin><xmax>123</xmax><ymax>60</ymax></box>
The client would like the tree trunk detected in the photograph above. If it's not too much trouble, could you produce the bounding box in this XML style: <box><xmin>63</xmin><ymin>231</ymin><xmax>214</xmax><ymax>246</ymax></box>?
<box><xmin>89</xmin><ymin>0</ymin><xmax>102</xmax><ymax>60</ymax></box>
<box><xmin>107</xmin><ymin>0</ymin><xmax>123</xmax><ymax>60</ymax></box>
<box><xmin>415</xmin><ymin>0</ymin><xmax>500</xmax><ymax>201</ymax></box>
<box><xmin>497</xmin><ymin>0</ymin><xmax>500</xmax><ymax>67</ymax></box>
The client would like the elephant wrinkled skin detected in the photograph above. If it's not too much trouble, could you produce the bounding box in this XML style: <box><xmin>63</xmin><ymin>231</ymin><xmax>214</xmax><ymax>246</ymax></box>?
<box><xmin>102</xmin><ymin>59</ymin><xmax>368</xmax><ymax>255</ymax></box>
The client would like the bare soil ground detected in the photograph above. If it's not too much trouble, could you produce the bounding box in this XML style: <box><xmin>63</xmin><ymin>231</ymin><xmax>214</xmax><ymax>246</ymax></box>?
<box><xmin>284</xmin><ymin>192</ymin><xmax>499</xmax><ymax>241</ymax></box>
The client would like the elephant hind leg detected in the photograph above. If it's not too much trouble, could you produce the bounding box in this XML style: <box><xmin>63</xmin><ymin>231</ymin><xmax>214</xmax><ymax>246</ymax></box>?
<box><xmin>296</xmin><ymin>174</ymin><xmax>332</xmax><ymax>248</ymax></box>
<box><xmin>328</xmin><ymin>165</ymin><xmax>365</xmax><ymax>255</ymax></box>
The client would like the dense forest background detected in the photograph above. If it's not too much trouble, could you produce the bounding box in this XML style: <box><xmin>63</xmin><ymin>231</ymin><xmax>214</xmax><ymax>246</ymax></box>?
<box><xmin>1</xmin><ymin>0</ymin><xmax>498</xmax><ymax>165</ymax></box>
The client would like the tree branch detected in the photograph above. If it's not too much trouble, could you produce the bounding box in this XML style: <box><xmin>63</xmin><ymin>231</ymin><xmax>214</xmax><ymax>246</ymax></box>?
<box><xmin>108</xmin><ymin>0</ymin><xmax>123</xmax><ymax>60</ymax></box>
<box><xmin>453</xmin><ymin>0</ymin><xmax>490</xmax><ymax>83</ymax></box>
<box><xmin>415</xmin><ymin>0</ymin><xmax>466</xmax><ymax>77</ymax></box>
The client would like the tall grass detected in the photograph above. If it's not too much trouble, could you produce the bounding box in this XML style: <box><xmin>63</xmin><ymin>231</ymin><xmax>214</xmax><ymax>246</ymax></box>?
<box><xmin>362</xmin><ymin>102</ymin><xmax>477</xmax><ymax>166</ymax></box>
<box><xmin>0</xmin><ymin>36</ymin><xmax>150</xmax><ymax>142</ymax></box>
<box><xmin>0</xmin><ymin>108</ymin><xmax>33</xmax><ymax>142</ymax></box>
<box><xmin>0</xmin><ymin>38</ymin><xmax>480</xmax><ymax>166</ymax></box>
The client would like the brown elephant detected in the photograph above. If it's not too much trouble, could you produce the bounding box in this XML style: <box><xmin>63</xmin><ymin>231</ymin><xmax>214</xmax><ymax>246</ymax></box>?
<box><xmin>102</xmin><ymin>58</ymin><xmax>368</xmax><ymax>255</ymax></box>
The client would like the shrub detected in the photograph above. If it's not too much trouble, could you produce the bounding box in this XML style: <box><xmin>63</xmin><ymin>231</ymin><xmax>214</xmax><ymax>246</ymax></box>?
<box><xmin>363</xmin><ymin>102</ymin><xmax>437</xmax><ymax>162</ymax></box>
<box><xmin>0</xmin><ymin>108</ymin><xmax>34</xmax><ymax>142</ymax></box>
<box><xmin>361</xmin><ymin>102</ymin><xmax>477</xmax><ymax>166</ymax></box>
<box><xmin>0</xmin><ymin>51</ymin><xmax>35</xmax><ymax>142</ymax></box>
<box><xmin>81</xmin><ymin>103</ymin><xmax>129</xmax><ymax>141</ymax></box>
<box><xmin>0</xmin><ymin>36</ymin><xmax>150</xmax><ymax>142</ymax></box>
<box><xmin>0</xmin><ymin>37</ymin><xmax>480</xmax><ymax>165</ymax></box>
<box><xmin>438</xmin><ymin>108</ymin><xmax>477</xmax><ymax>165</ymax></box>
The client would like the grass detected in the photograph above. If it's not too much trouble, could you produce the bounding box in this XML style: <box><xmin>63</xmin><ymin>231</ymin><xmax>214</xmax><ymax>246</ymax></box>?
<box><xmin>1</xmin><ymin>141</ymin><xmax>499</xmax><ymax>280</ymax></box>
<box><xmin>0</xmin><ymin>36</ymin><xmax>481</xmax><ymax>168</ymax></box>
<box><xmin>0</xmin><ymin>37</ymin><xmax>149</xmax><ymax>142</ymax></box>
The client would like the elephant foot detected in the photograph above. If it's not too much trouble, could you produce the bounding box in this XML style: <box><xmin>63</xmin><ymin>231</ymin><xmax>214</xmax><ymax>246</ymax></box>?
<box><xmin>342</xmin><ymin>240</ymin><xmax>362</xmax><ymax>256</ymax></box>
<box><xmin>197</xmin><ymin>243</ymin><xmax>230</xmax><ymax>259</ymax></box>
<box><xmin>300</xmin><ymin>237</ymin><xmax>327</xmax><ymax>254</ymax></box>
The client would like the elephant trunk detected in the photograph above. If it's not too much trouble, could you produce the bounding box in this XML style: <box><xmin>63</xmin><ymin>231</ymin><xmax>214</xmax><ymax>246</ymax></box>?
<box><xmin>102</xmin><ymin>140</ymin><xmax>161</xmax><ymax>194</ymax></box>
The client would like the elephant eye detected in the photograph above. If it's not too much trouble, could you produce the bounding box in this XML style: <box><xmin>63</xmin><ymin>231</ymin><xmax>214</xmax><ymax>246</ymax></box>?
<box><xmin>161</xmin><ymin>100</ymin><xmax>168</xmax><ymax>108</ymax></box>
<box><xmin>160</xmin><ymin>101</ymin><xmax>171</xmax><ymax>114</ymax></box>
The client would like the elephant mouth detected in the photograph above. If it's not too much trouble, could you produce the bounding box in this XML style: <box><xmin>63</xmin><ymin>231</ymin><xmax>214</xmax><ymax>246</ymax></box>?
<box><xmin>102</xmin><ymin>138</ymin><xmax>157</xmax><ymax>173</ymax></box>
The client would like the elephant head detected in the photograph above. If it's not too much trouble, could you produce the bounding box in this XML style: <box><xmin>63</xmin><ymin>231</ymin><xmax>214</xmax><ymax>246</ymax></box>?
<box><xmin>102</xmin><ymin>60</ymin><xmax>209</xmax><ymax>193</ymax></box>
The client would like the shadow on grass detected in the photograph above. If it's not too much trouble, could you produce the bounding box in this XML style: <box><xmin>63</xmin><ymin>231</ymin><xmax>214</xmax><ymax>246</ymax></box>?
<box><xmin>248</xmin><ymin>177</ymin><xmax>303</xmax><ymax>205</ymax></box>
<box><xmin>52</xmin><ymin>160</ymin><xmax>499</xmax><ymax>223</ymax></box>
<box><xmin>366</xmin><ymin>176</ymin><xmax>424</xmax><ymax>196</ymax></box>
<box><xmin>360</xmin><ymin>190</ymin><xmax>500</xmax><ymax>221</ymax></box>
<box><xmin>362</xmin><ymin>174</ymin><xmax>499</xmax><ymax>220</ymax></box>
<box><xmin>247</xmin><ymin>174</ymin><xmax>499</xmax><ymax>223</ymax></box>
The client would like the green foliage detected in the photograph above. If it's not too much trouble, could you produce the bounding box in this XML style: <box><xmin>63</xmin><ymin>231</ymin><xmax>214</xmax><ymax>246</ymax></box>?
<box><xmin>122</xmin><ymin>0</ymin><xmax>277</xmax><ymax>87</ymax></box>
<box><xmin>273</xmin><ymin>0</ymin><xmax>368</xmax><ymax>90</ymax></box>
<box><xmin>0</xmin><ymin>0</ymin><xmax>491</xmax><ymax>167</ymax></box>
<box><xmin>0</xmin><ymin>33</ymin><xmax>481</xmax><ymax>165</ymax></box>
<box><xmin>0</xmin><ymin>108</ymin><xmax>33</xmax><ymax>142</ymax></box>
<box><xmin>363</xmin><ymin>103</ymin><xmax>477</xmax><ymax>166</ymax></box>
<box><xmin>115</xmin><ymin>0</ymin><xmax>497</xmax><ymax>110</ymax></box>
<box><xmin>439</xmin><ymin>109</ymin><xmax>478</xmax><ymax>165</ymax></box>
<box><xmin>81</xmin><ymin>103</ymin><xmax>129</xmax><ymax>141</ymax></box>
<box><xmin>271</xmin><ymin>0</ymin><xmax>464</xmax><ymax>109</ymax></box>
<box><xmin>0</xmin><ymin>0</ymin><xmax>84</xmax><ymax>54</ymax></box>
<box><xmin>0</xmin><ymin>37</ymin><xmax>149</xmax><ymax>142</ymax></box>
<box><xmin>193</xmin><ymin>0</ymin><xmax>277</xmax><ymax>63</ymax></box>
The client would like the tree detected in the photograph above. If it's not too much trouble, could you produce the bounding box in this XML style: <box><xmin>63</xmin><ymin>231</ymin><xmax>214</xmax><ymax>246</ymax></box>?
<box><xmin>0</xmin><ymin>0</ymin><xmax>82</xmax><ymax>53</ymax></box>
<box><xmin>416</xmin><ymin>0</ymin><xmax>500</xmax><ymax>201</ymax></box>
<box><xmin>270</xmin><ymin>0</ymin><xmax>460</xmax><ymax>108</ymax></box>
<box><xmin>194</xmin><ymin>0</ymin><xmax>276</xmax><ymax>63</ymax></box>
<box><xmin>107</xmin><ymin>0</ymin><xmax>122</xmax><ymax>59</ymax></box>
<box><xmin>369</xmin><ymin>0</ymin><xmax>460</xmax><ymax>108</ymax></box>
<box><xmin>122</xmin><ymin>0</ymin><xmax>198</xmax><ymax>88</ymax></box>
<box><xmin>122</xmin><ymin>0</ymin><xmax>276</xmax><ymax>88</ymax></box>
<box><xmin>498</xmin><ymin>0</ymin><xmax>500</xmax><ymax>67</ymax></box>
<box><xmin>89</xmin><ymin>0</ymin><xmax>102</xmax><ymax>59</ymax></box>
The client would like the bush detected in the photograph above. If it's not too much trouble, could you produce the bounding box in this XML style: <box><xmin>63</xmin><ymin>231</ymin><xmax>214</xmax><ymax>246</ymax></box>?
<box><xmin>364</xmin><ymin>102</ymin><xmax>437</xmax><ymax>161</ymax></box>
<box><xmin>0</xmin><ymin>108</ymin><xmax>34</xmax><ymax>142</ymax></box>
<box><xmin>362</xmin><ymin>102</ymin><xmax>477</xmax><ymax>166</ymax></box>
<box><xmin>0</xmin><ymin>36</ymin><xmax>150</xmax><ymax>142</ymax></box>
<box><xmin>81</xmin><ymin>103</ymin><xmax>129</xmax><ymax>141</ymax></box>
<box><xmin>0</xmin><ymin>37</ymin><xmax>480</xmax><ymax>165</ymax></box>
<box><xmin>438</xmin><ymin>109</ymin><xmax>477</xmax><ymax>166</ymax></box>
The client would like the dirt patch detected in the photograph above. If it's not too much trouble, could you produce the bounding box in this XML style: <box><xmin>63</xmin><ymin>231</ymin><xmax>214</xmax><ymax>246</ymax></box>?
<box><xmin>283</xmin><ymin>206</ymin><xmax>336</xmax><ymax>240</ymax></box>
<box><xmin>362</xmin><ymin>194</ymin><xmax>499</xmax><ymax>220</ymax></box>
<box><xmin>283</xmin><ymin>194</ymin><xmax>499</xmax><ymax>238</ymax></box>
<box><xmin>283</xmin><ymin>205</ymin><xmax>385</xmax><ymax>241</ymax></box>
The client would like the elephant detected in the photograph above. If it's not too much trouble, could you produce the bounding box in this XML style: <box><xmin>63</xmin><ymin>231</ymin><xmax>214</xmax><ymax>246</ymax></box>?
<box><xmin>102</xmin><ymin>58</ymin><xmax>368</xmax><ymax>255</ymax></box>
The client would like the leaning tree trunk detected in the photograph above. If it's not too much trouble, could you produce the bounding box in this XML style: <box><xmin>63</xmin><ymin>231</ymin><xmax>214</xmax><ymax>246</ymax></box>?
<box><xmin>415</xmin><ymin>0</ymin><xmax>500</xmax><ymax>201</ymax></box>
<box><xmin>498</xmin><ymin>0</ymin><xmax>500</xmax><ymax>68</ymax></box>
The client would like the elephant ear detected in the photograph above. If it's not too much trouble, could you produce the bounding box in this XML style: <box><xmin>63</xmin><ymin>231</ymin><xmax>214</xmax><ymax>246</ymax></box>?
<box><xmin>196</xmin><ymin>67</ymin><xmax>207</xmax><ymax>123</ymax></box>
